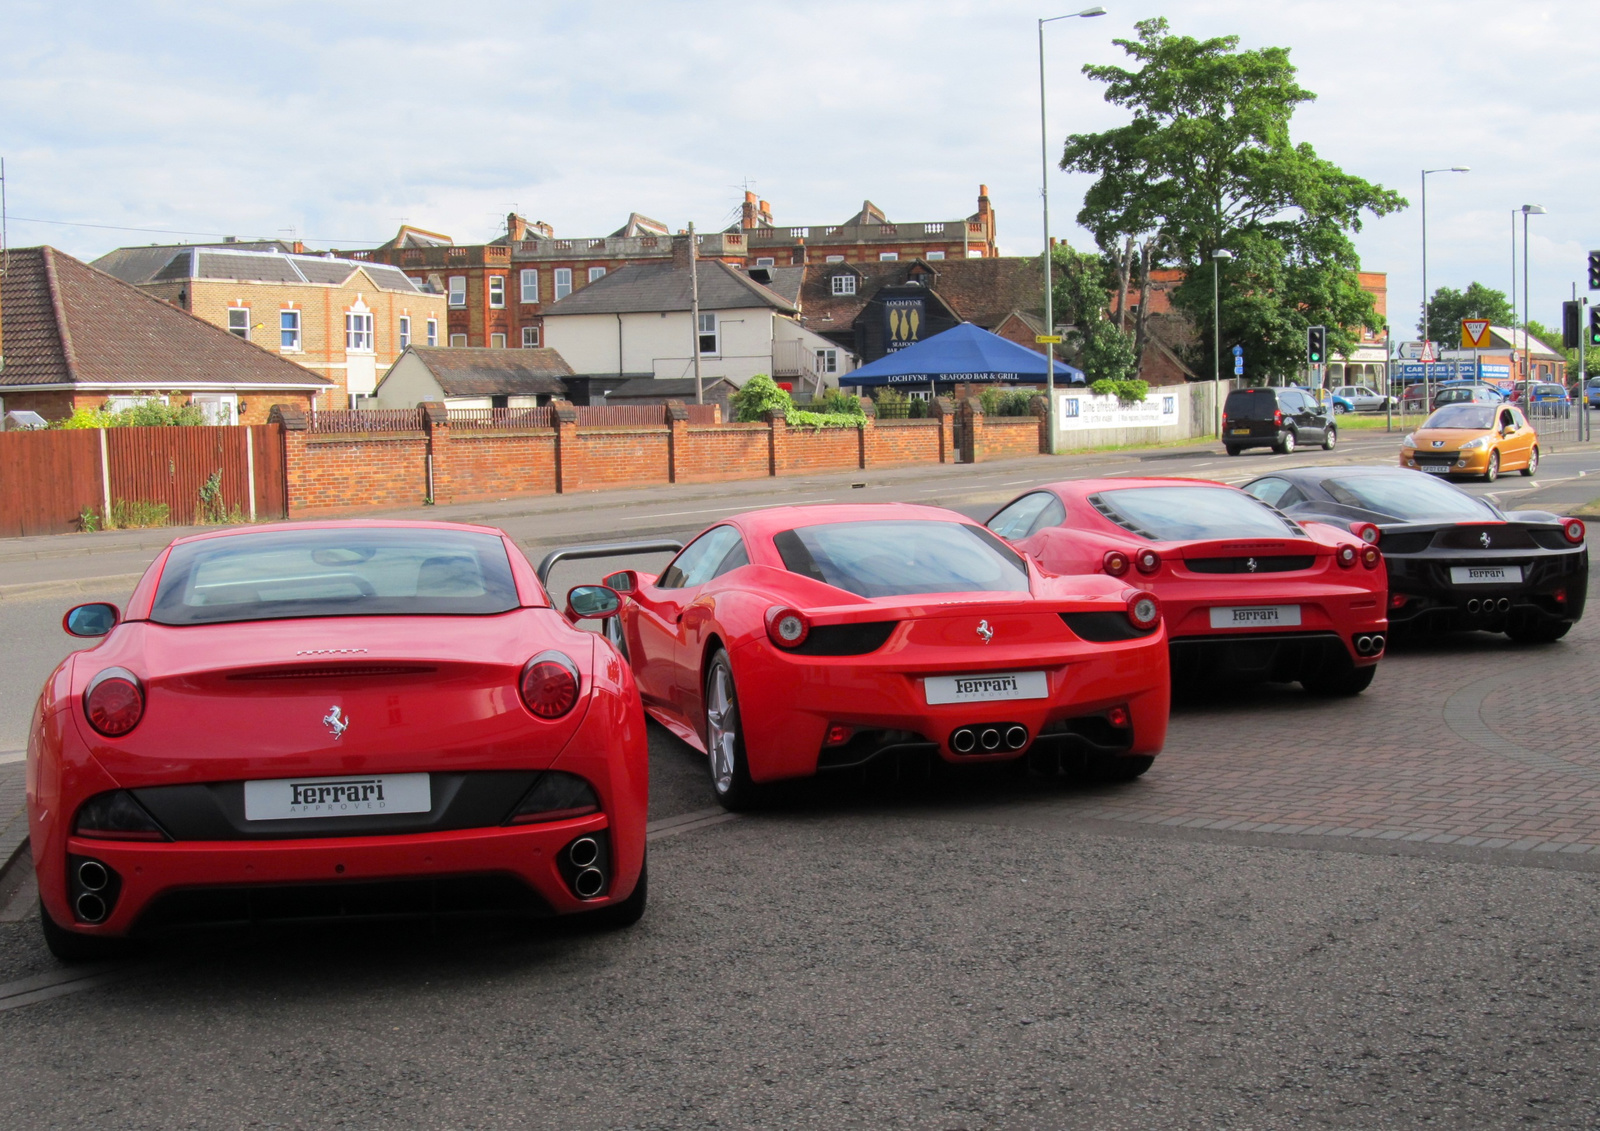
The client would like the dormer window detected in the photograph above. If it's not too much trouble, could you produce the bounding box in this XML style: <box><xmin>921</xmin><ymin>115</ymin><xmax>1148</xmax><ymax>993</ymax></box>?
<box><xmin>831</xmin><ymin>274</ymin><xmax>857</xmax><ymax>296</ymax></box>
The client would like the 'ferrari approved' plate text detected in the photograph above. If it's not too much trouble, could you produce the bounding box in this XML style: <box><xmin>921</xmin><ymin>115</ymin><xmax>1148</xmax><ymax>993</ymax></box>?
<box><xmin>1450</xmin><ymin>564</ymin><xmax>1523</xmax><ymax>585</ymax></box>
<box><xmin>1209</xmin><ymin>604</ymin><xmax>1302</xmax><ymax>629</ymax></box>
<box><xmin>244</xmin><ymin>772</ymin><xmax>431</xmax><ymax>821</ymax></box>
<box><xmin>924</xmin><ymin>671</ymin><xmax>1049</xmax><ymax>705</ymax></box>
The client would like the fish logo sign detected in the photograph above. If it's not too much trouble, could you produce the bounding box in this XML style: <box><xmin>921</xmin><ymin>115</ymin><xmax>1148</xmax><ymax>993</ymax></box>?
<box><xmin>976</xmin><ymin>619</ymin><xmax>995</xmax><ymax>644</ymax></box>
<box><xmin>323</xmin><ymin>705</ymin><xmax>351</xmax><ymax>740</ymax></box>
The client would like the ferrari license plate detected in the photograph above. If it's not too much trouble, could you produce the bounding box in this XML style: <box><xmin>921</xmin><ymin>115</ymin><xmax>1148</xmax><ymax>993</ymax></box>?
<box><xmin>1450</xmin><ymin>565</ymin><xmax>1523</xmax><ymax>585</ymax></box>
<box><xmin>244</xmin><ymin>772</ymin><xmax>431</xmax><ymax>821</ymax></box>
<box><xmin>1421</xmin><ymin>464</ymin><xmax>1452</xmax><ymax>474</ymax></box>
<box><xmin>924</xmin><ymin>671</ymin><xmax>1049</xmax><ymax>705</ymax></box>
<box><xmin>1209</xmin><ymin>604</ymin><xmax>1302</xmax><ymax>628</ymax></box>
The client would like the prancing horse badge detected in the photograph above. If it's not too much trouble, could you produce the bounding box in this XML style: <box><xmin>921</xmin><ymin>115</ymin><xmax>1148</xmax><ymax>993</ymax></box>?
<box><xmin>323</xmin><ymin>705</ymin><xmax>350</xmax><ymax>740</ymax></box>
<box><xmin>976</xmin><ymin>619</ymin><xmax>995</xmax><ymax>644</ymax></box>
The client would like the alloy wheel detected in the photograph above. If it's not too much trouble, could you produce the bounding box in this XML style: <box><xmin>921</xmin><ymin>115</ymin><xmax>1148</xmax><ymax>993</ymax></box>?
<box><xmin>705</xmin><ymin>663</ymin><xmax>738</xmax><ymax>795</ymax></box>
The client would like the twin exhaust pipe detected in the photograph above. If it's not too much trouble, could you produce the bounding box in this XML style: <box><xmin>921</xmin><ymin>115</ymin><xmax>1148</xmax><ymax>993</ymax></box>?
<box><xmin>1465</xmin><ymin>598</ymin><xmax>1513</xmax><ymax>615</ymax></box>
<box><xmin>74</xmin><ymin>859</ymin><xmax>111</xmax><ymax>923</ymax></box>
<box><xmin>568</xmin><ymin>836</ymin><xmax>606</xmax><ymax>899</ymax></box>
<box><xmin>1354</xmin><ymin>634</ymin><xmax>1387</xmax><ymax>656</ymax></box>
<box><xmin>950</xmin><ymin>724</ymin><xmax>1029</xmax><ymax>755</ymax></box>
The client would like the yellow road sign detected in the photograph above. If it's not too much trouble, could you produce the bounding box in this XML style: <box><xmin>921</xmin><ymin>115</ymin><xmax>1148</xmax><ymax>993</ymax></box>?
<box><xmin>1035</xmin><ymin>334</ymin><xmax>1062</xmax><ymax>344</ymax></box>
<box><xmin>1461</xmin><ymin>319</ymin><xmax>1492</xmax><ymax>349</ymax></box>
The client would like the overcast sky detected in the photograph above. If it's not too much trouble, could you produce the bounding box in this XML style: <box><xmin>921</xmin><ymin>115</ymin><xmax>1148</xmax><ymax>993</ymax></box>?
<box><xmin>3</xmin><ymin>0</ymin><xmax>1595</xmax><ymax>340</ymax></box>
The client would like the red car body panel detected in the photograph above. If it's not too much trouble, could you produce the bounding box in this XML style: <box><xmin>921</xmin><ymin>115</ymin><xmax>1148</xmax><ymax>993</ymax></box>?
<box><xmin>614</xmin><ymin>503</ymin><xmax>1169</xmax><ymax>783</ymax></box>
<box><xmin>992</xmin><ymin>479</ymin><xmax>1388</xmax><ymax>674</ymax></box>
<box><xmin>28</xmin><ymin>521</ymin><xmax>647</xmax><ymax>940</ymax></box>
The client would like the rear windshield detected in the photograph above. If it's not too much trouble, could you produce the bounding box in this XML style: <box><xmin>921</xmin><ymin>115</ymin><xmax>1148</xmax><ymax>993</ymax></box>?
<box><xmin>1224</xmin><ymin>389</ymin><xmax>1278</xmax><ymax>418</ymax></box>
<box><xmin>151</xmin><ymin>528</ymin><xmax>520</xmax><ymax>625</ymax></box>
<box><xmin>1322</xmin><ymin>474</ymin><xmax>1495</xmax><ymax>521</ymax></box>
<box><xmin>773</xmin><ymin>520</ymin><xmax>1029</xmax><ymax>598</ymax></box>
<box><xmin>1425</xmin><ymin>404</ymin><xmax>1495</xmax><ymax>429</ymax></box>
<box><xmin>1091</xmin><ymin>486</ymin><xmax>1301</xmax><ymax>541</ymax></box>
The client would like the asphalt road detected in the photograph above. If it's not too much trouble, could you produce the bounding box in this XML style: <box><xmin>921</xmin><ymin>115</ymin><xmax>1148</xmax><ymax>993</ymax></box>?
<box><xmin>2</xmin><ymin>432</ymin><xmax>1600</xmax><ymax>1127</ymax></box>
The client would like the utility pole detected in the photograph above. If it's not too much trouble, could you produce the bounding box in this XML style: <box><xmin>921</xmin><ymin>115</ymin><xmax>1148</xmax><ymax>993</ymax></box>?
<box><xmin>688</xmin><ymin>221</ymin><xmax>703</xmax><ymax>405</ymax></box>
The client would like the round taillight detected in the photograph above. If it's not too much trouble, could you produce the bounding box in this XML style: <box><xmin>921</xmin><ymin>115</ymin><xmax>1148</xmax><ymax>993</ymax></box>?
<box><xmin>1336</xmin><ymin>544</ymin><xmax>1358</xmax><ymax>569</ymax></box>
<box><xmin>765</xmin><ymin>606</ymin><xmax>810</xmax><ymax>648</ymax></box>
<box><xmin>83</xmin><ymin>667</ymin><xmax>143</xmax><ymax>737</ymax></box>
<box><xmin>1350</xmin><ymin>522</ymin><xmax>1381</xmax><ymax>545</ymax></box>
<box><xmin>1103</xmin><ymin>550</ymin><xmax>1131</xmax><ymax>577</ymax></box>
<box><xmin>1134</xmin><ymin>548</ymin><xmax>1161</xmax><ymax>575</ymax></box>
<box><xmin>520</xmin><ymin>652</ymin><xmax>580</xmax><ymax>719</ymax></box>
<box><xmin>1127</xmin><ymin>593</ymin><xmax>1161</xmax><ymax>631</ymax></box>
<box><xmin>1563</xmin><ymin>518</ymin><xmax>1586</xmax><ymax>545</ymax></box>
<box><xmin>1361</xmin><ymin>545</ymin><xmax>1381</xmax><ymax>570</ymax></box>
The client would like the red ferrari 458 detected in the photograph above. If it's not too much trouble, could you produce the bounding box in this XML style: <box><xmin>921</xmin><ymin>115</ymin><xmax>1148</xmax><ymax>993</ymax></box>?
<box><xmin>987</xmin><ymin>479</ymin><xmax>1387</xmax><ymax>695</ymax></box>
<box><xmin>553</xmin><ymin>503</ymin><xmax>1170</xmax><ymax>810</ymax></box>
<box><xmin>28</xmin><ymin>521</ymin><xmax>648</xmax><ymax>960</ymax></box>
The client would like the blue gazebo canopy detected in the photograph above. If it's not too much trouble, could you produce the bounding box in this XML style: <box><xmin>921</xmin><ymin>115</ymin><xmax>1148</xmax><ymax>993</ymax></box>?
<box><xmin>839</xmin><ymin>322</ymin><xmax>1084</xmax><ymax>387</ymax></box>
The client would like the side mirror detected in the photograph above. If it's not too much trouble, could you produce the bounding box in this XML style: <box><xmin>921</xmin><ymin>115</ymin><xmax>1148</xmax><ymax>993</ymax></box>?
<box><xmin>64</xmin><ymin>602</ymin><xmax>120</xmax><ymax>638</ymax></box>
<box><xmin>565</xmin><ymin>585</ymin><xmax>621</xmax><ymax>622</ymax></box>
<box><xmin>601</xmin><ymin>569</ymin><xmax>638</xmax><ymax>594</ymax></box>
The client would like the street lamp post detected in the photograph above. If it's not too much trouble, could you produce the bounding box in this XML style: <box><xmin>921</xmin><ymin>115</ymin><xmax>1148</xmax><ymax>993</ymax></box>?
<box><xmin>1420</xmin><ymin>166</ymin><xmax>1468</xmax><ymax>414</ymax></box>
<box><xmin>1521</xmin><ymin>204</ymin><xmax>1546</xmax><ymax>403</ymax></box>
<box><xmin>1212</xmin><ymin>248</ymin><xmax>1233</xmax><ymax>437</ymax></box>
<box><xmin>1038</xmin><ymin>6</ymin><xmax>1105</xmax><ymax>455</ymax></box>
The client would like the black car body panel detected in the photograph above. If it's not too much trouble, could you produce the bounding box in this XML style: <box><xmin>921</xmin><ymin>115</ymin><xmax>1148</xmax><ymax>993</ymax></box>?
<box><xmin>1242</xmin><ymin>467</ymin><xmax>1588</xmax><ymax>638</ymax></box>
<box><xmin>1222</xmin><ymin>388</ymin><xmax>1334</xmax><ymax>453</ymax></box>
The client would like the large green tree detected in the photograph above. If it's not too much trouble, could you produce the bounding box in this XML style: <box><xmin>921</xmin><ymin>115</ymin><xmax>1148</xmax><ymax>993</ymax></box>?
<box><xmin>1420</xmin><ymin>282</ymin><xmax>1514</xmax><ymax>348</ymax></box>
<box><xmin>1047</xmin><ymin>245</ymin><xmax>1139</xmax><ymax>384</ymax></box>
<box><xmin>1059</xmin><ymin>18</ymin><xmax>1406</xmax><ymax>382</ymax></box>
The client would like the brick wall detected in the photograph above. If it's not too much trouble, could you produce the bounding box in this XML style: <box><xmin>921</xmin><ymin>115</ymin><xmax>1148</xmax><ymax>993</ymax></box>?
<box><xmin>975</xmin><ymin>416</ymin><xmax>1043</xmax><ymax>461</ymax></box>
<box><xmin>676</xmin><ymin>424</ymin><xmax>771</xmax><ymax>483</ymax></box>
<box><xmin>572</xmin><ymin>428</ymin><xmax>672</xmax><ymax>490</ymax></box>
<box><xmin>868</xmin><ymin>419</ymin><xmax>943</xmax><ymax>466</ymax></box>
<box><xmin>441</xmin><ymin>428</ymin><xmax>557</xmax><ymax>504</ymax></box>
<box><xmin>284</xmin><ymin>429</ymin><xmax>432</xmax><ymax>513</ymax></box>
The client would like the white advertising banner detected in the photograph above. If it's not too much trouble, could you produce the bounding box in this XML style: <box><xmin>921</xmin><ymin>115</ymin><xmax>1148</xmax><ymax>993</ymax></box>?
<box><xmin>1057</xmin><ymin>391</ymin><xmax>1180</xmax><ymax>432</ymax></box>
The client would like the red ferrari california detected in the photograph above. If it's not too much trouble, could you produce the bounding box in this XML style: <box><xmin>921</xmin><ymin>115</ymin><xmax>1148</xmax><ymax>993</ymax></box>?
<box><xmin>555</xmin><ymin>503</ymin><xmax>1170</xmax><ymax>810</ymax></box>
<box><xmin>28</xmin><ymin>521</ymin><xmax>647</xmax><ymax>960</ymax></box>
<box><xmin>987</xmin><ymin>479</ymin><xmax>1387</xmax><ymax>695</ymax></box>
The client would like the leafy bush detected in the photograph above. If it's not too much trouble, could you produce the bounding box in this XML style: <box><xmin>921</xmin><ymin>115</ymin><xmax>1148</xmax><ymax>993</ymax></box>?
<box><xmin>109</xmin><ymin>499</ymin><xmax>171</xmax><ymax>528</ymax></box>
<box><xmin>731</xmin><ymin>374</ymin><xmax>793</xmax><ymax>422</ymax></box>
<box><xmin>978</xmin><ymin>387</ymin><xmax>1038</xmax><ymax>417</ymax></box>
<box><xmin>196</xmin><ymin>469</ymin><xmax>226</xmax><ymax>524</ymax></box>
<box><xmin>57</xmin><ymin>401</ymin><xmax>207</xmax><ymax>428</ymax></box>
<box><xmin>1089</xmin><ymin>378</ymin><xmax>1149</xmax><ymax>404</ymax></box>
<box><xmin>786</xmin><ymin>410</ymin><xmax>865</xmax><ymax>429</ymax></box>
<box><xmin>813</xmin><ymin>388</ymin><xmax>865</xmax><ymax>417</ymax></box>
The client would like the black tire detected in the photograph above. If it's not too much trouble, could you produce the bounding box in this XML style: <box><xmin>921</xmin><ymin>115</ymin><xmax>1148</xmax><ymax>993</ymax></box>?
<box><xmin>703</xmin><ymin>650</ymin><xmax>761</xmax><ymax>811</ymax></box>
<box><xmin>1506</xmin><ymin>622</ymin><xmax>1571</xmax><ymax>644</ymax></box>
<box><xmin>1301</xmin><ymin>663</ymin><xmax>1377</xmax><ymax>697</ymax></box>
<box><xmin>577</xmin><ymin>857</ymin><xmax>647</xmax><ymax>930</ymax></box>
<box><xmin>1483</xmin><ymin>450</ymin><xmax>1499</xmax><ymax>482</ymax></box>
<box><xmin>1086</xmin><ymin>755</ymin><xmax>1155</xmax><ymax>783</ymax></box>
<box><xmin>1521</xmin><ymin>446</ymin><xmax>1539</xmax><ymax>477</ymax></box>
<box><xmin>1224</xmin><ymin>445</ymin><xmax>1242</xmax><ymax>457</ymax></box>
<box><xmin>1273</xmin><ymin>429</ymin><xmax>1296</xmax><ymax>455</ymax></box>
<box><xmin>39</xmin><ymin>899</ymin><xmax>133</xmax><ymax>963</ymax></box>
<box><xmin>1322</xmin><ymin>424</ymin><xmax>1337</xmax><ymax>451</ymax></box>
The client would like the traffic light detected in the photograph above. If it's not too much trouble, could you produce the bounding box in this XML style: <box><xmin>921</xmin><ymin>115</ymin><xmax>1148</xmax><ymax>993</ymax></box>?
<box><xmin>1590</xmin><ymin>307</ymin><xmax>1600</xmax><ymax>347</ymax></box>
<box><xmin>1564</xmin><ymin>300</ymin><xmax>1583</xmax><ymax>348</ymax></box>
<box><xmin>1306</xmin><ymin>325</ymin><xmax>1326</xmax><ymax>365</ymax></box>
<box><xmin>1589</xmin><ymin>250</ymin><xmax>1600</xmax><ymax>291</ymax></box>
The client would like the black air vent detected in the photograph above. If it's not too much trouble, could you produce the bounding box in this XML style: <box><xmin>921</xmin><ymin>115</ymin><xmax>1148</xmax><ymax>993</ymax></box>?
<box><xmin>1185</xmin><ymin>556</ymin><xmax>1315</xmax><ymax>574</ymax></box>
<box><xmin>1437</xmin><ymin>526</ymin><xmax>1536</xmax><ymax>550</ymax></box>
<box><xmin>1377</xmin><ymin>532</ymin><xmax>1433</xmax><ymax>554</ymax></box>
<box><xmin>1060</xmin><ymin>612</ymin><xmax>1155</xmax><ymax>642</ymax></box>
<box><xmin>789</xmin><ymin>621</ymin><xmax>898</xmax><ymax>656</ymax></box>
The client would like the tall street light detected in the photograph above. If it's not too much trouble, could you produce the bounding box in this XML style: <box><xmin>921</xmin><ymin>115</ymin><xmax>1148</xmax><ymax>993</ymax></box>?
<box><xmin>1522</xmin><ymin>204</ymin><xmax>1547</xmax><ymax>399</ymax></box>
<box><xmin>1038</xmin><ymin>5</ymin><xmax>1105</xmax><ymax>455</ymax></box>
<box><xmin>1212</xmin><ymin>248</ymin><xmax>1233</xmax><ymax>437</ymax></box>
<box><xmin>1421</xmin><ymin>166</ymin><xmax>1469</xmax><ymax>406</ymax></box>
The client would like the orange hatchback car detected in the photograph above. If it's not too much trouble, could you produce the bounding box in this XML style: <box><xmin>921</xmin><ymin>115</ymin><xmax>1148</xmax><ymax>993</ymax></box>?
<box><xmin>1399</xmin><ymin>403</ymin><xmax>1538</xmax><ymax>482</ymax></box>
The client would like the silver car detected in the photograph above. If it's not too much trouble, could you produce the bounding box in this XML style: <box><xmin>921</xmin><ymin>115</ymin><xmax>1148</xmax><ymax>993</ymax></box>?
<box><xmin>1332</xmin><ymin>385</ymin><xmax>1393</xmax><ymax>412</ymax></box>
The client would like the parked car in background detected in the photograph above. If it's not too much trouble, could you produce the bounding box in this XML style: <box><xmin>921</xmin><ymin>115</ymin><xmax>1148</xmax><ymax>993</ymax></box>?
<box><xmin>1434</xmin><ymin>384</ymin><xmax>1506</xmax><ymax>408</ymax></box>
<box><xmin>1508</xmin><ymin>382</ymin><xmax>1570</xmax><ymax>405</ymax></box>
<box><xmin>1332</xmin><ymin>385</ymin><xmax>1393</xmax><ymax>412</ymax></box>
<box><xmin>1585</xmin><ymin>376</ymin><xmax>1600</xmax><ymax>408</ymax></box>
<box><xmin>1398</xmin><ymin>402</ymin><xmax>1538</xmax><ymax>482</ymax></box>
<box><xmin>1222</xmin><ymin>387</ymin><xmax>1337</xmax><ymax>455</ymax></box>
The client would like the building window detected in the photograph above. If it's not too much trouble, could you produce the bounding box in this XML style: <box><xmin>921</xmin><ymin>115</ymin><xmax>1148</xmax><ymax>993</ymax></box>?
<box><xmin>927</xmin><ymin>250</ymin><xmax>945</xmax><ymax>260</ymax></box>
<box><xmin>587</xmin><ymin>266</ymin><xmax>607</xmax><ymax>283</ymax></box>
<box><xmin>831</xmin><ymin>274</ymin><xmax>856</xmax><ymax>296</ymax></box>
<box><xmin>398</xmin><ymin>316</ymin><xmax>411</xmax><ymax>350</ymax></box>
<box><xmin>279</xmin><ymin>310</ymin><xmax>300</xmax><ymax>350</ymax></box>
<box><xmin>755</xmin><ymin>257</ymin><xmax>775</xmax><ymax>267</ymax></box>
<box><xmin>698</xmin><ymin>312</ymin><xmax>718</xmax><ymax>356</ymax></box>
<box><xmin>345</xmin><ymin>311</ymin><xmax>374</xmax><ymax>352</ymax></box>
<box><xmin>522</xmin><ymin>326</ymin><xmax>541</xmax><ymax>348</ymax></box>
<box><xmin>228</xmin><ymin>308</ymin><xmax>250</xmax><ymax>339</ymax></box>
<box><xmin>519</xmin><ymin>269</ymin><xmax>539</xmax><ymax>303</ymax></box>
<box><xmin>554</xmin><ymin>268</ymin><xmax>573</xmax><ymax>300</ymax></box>
<box><xmin>490</xmin><ymin>332</ymin><xmax>507</xmax><ymax>349</ymax></box>
<box><xmin>488</xmin><ymin>275</ymin><xmax>506</xmax><ymax>307</ymax></box>
<box><xmin>450</xmin><ymin>333</ymin><xmax>467</xmax><ymax>347</ymax></box>
<box><xmin>825</xmin><ymin>255</ymin><xmax>844</xmax><ymax>263</ymax></box>
<box><xmin>879</xmin><ymin>252</ymin><xmax>898</xmax><ymax>261</ymax></box>
<box><xmin>815</xmin><ymin>348</ymin><xmax>838</xmax><ymax>375</ymax></box>
<box><xmin>448</xmin><ymin>276</ymin><xmax>466</xmax><ymax>306</ymax></box>
<box><xmin>426</xmin><ymin>318</ymin><xmax>438</xmax><ymax>346</ymax></box>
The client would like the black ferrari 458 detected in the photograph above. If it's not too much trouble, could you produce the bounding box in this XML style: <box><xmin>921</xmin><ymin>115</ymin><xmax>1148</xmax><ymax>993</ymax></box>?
<box><xmin>1243</xmin><ymin>466</ymin><xmax>1587</xmax><ymax>643</ymax></box>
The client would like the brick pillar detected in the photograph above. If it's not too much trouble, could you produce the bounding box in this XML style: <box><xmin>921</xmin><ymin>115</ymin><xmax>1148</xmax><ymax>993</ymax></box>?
<box><xmin>765</xmin><ymin>408</ymin><xmax>788</xmax><ymax>476</ymax></box>
<box><xmin>959</xmin><ymin>397</ymin><xmax>983</xmax><ymax>464</ymax></box>
<box><xmin>858</xmin><ymin>397</ymin><xmax>876</xmax><ymax>468</ymax></box>
<box><xmin>269</xmin><ymin>404</ymin><xmax>308</xmax><ymax>516</ymax></box>
<box><xmin>665</xmin><ymin>400</ymin><xmax>689</xmax><ymax>483</ymax></box>
<box><xmin>931</xmin><ymin>396</ymin><xmax>956</xmax><ymax>464</ymax></box>
<box><xmin>552</xmin><ymin>400</ymin><xmax>580</xmax><ymax>493</ymax></box>
<box><xmin>1030</xmin><ymin>394</ymin><xmax>1051</xmax><ymax>455</ymax></box>
<box><xmin>419</xmin><ymin>401</ymin><xmax>450</xmax><ymax>505</ymax></box>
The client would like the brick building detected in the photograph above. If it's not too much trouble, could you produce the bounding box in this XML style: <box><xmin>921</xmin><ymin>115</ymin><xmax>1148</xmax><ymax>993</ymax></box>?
<box><xmin>733</xmin><ymin>185</ymin><xmax>999</xmax><ymax>267</ymax></box>
<box><xmin>95</xmin><ymin>244</ymin><xmax>446</xmax><ymax>408</ymax></box>
<box><xmin>0</xmin><ymin>246</ymin><xmax>330</xmax><ymax>424</ymax></box>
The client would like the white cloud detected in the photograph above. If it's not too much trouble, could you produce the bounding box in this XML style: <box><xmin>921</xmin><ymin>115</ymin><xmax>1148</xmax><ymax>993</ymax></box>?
<box><xmin>1</xmin><ymin>0</ymin><xmax>1594</xmax><ymax>332</ymax></box>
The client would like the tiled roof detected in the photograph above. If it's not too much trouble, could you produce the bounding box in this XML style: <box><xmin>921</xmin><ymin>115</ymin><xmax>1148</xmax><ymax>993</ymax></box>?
<box><xmin>143</xmin><ymin>248</ymin><xmax>423</xmax><ymax>293</ymax></box>
<box><xmin>393</xmin><ymin>347</ymin><xmax>574</xmax><ymax>398</ymax></box>
<box><xmin>544</xmin><ymin>260</ymin><xmax>798</xmax><ymax>315</ymax></box>
<box><xmin>0</xmin><ymin>246</ymin><xmax>332</xmax><ymax>391</ymax></box>
<box><xmin>606</xmin><ymin>377</ymin><xmax>739</xmax><ymax>399</ymax></box>
<box><xmin>799</xmin><ymin>257</ymin><xmax>1042</xmax><ymax>331</ymax></box>
<box><xmin>93</xmin><ymin>241</ymin><xmax>298</xmax><ymax>285</ymax></box>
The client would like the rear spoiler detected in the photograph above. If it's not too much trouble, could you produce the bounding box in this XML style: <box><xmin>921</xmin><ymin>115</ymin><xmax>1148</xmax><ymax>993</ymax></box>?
<box><xmin>535</xmin><ymin>540</ymin><xmax>684</xmax><ymax>587</ymax></box>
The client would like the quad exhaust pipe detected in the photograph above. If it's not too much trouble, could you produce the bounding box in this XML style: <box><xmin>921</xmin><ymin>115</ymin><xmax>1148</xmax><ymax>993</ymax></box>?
<box><xmin>950</xmin><ymin>724</ymin><xmax>1030</xmax><ymax>754</ymax></box>
<box><xmin>1354</xmin><ymin>634</ymin><xmax>1387</xmax><ymax>656</ymax></box>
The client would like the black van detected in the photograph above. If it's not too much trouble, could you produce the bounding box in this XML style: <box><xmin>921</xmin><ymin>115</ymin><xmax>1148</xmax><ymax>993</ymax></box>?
<box><xmin>1222</xmin><ymin>387</ymin><xmax>1336</xmax><ymax>456</ymax></box>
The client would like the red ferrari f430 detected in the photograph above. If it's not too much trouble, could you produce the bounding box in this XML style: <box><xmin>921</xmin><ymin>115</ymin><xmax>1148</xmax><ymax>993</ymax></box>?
<box><xmin>28</xmin><ymin>521</ymin><xmax>647</xmax><ymax>959</ymax></box>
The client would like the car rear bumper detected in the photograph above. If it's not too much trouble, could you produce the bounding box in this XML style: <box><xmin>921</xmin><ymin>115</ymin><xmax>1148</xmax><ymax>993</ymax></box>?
<box><xmin>1386</xmin><ymin>551</ymin><xmax>1587</xmax><ymax>632</ymax></box>
<box><xmin>1169</xmin><ymin>630</ymin><xmax>1379</xmax><ymax>686</ymax></box>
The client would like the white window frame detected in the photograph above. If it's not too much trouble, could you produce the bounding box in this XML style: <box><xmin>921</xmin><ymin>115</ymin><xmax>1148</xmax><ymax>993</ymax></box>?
<box><xmin>279</xmin><ymin>309</ymin><xmax>301</xmax><ymax>351</ymax></box>
<box><xmin>554</xmin><ymin>268</ymin><xmax>573</xmax><ymax>300</ymax></box>
<box><xmin>825</xmin><ymin>255</ymin><xmax>844</xmax><ymax>263</ymax></box>
<box><xmin>587</xmin><ymin>266</ymin><xmax>606</xmax><ymax>283</ymax></box>
<box><xmin>448</xmin><ymin>275</ymin><xmax>467</xmax><ymax>307</ymax></box>
<box><xmin>697</xmin><ymin>312</ymin><xmax>719</xmax><ymax>356</ymax></box>
<box><xmin>755</xmin><ymin>257</ymin><xmax>775</xmax><ymax>267</ymax></box>
<box><xmin>450</xmin><ymin>333</ymin><xmax>468</xmax><ymax>347</ymax></box>
<box><xmin>831</xmin><ymin>274</ymin><xmax>856</xmax><ymax>296</ymax></box>
<box><xmin>227</xmin><ymin>307</ymin><xmax>251</xmax><ymax>340</ymax></box>
<box><xmin>926</xmin><ymin>250</ymin><xmax>946</xmax><ymax>260</ymax></box>
<box><xmin>490</xmin><ymin>332</ymin><xmax>507</xmax><ymax>349</ymax></box>
<box><xmin>190</xmin><ymin>393</ymin><xmax>238</xmax><ymax>425</ymax></box>
<box><xmin>488</xmin><ymin>275</ymin><xmax>506</xmax><ymax>308</ymax></box>
<box><xmin>398</xmin><ymin>316</ymin><xmax>411</xmax><ymax>350</ymax></box>
<box><xmin>879</xmin><ymin>252</ymin><xmax>899</xmax><ymax>262</ymax></box>
<box><xmin>522</xmin><ymin>326</ymin><xmax>541</xmax><ymax>348</ymax></box>
<box><xmin>815</xmin><ymin>348</ymin><xmax>838</xmax><ymax>375</ymax></box>
<box><xmin>426</xmin><ymin>318</ymin><xmax>439</xmax><ymax>347</ymax></box>
<box><xmin>519</xmin><ymin>269</ymin><xmax>539</xmax><ymax>303</ymax></box>
<box><xmin>345</xmin><ymin>311</ymin><xmax>374</xmax><ymax>352</ymax></box>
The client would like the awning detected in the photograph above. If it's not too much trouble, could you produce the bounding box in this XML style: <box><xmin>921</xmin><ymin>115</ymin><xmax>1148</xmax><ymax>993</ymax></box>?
<box><xmin>840</xmin><ymin>322</ymin><xmax>1084</xmax><ymax>387</ymax></box>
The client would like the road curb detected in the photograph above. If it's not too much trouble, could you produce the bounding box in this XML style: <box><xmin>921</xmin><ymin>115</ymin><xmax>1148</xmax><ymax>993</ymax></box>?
<box><xmin>0</xmin><ymin>573</ymin><xmax>145</xmax><ymax>603</ymax></box>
